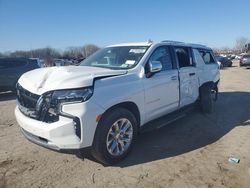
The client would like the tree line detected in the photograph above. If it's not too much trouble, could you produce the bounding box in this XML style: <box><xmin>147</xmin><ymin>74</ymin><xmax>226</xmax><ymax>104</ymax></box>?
<box><xmin>213</xmin><ymin>37</ymin><xmax>249</xmax><ymax>54</ymax></box>
<box><xmin>0</xmin><ymin>44</ymin><xmax>100</xmax><ymax>66</ymax></box>
<box><xmin>1</xmin><ymin>37</ymin><xmax>249</xmax><ymax>62</ymax></box>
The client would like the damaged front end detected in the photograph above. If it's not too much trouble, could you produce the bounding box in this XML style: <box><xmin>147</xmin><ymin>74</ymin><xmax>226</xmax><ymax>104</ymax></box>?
<box><xmin>17</xmin><ymin>83</ymin><xmax>93</xmax><ymax>122</ymax></box>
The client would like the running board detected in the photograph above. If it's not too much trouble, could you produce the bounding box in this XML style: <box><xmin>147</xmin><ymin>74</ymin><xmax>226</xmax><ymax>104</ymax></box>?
<box><xmin>140</xmin><ymin>104</ymin><xmax>196</xmax><ymax>133</ymax></box>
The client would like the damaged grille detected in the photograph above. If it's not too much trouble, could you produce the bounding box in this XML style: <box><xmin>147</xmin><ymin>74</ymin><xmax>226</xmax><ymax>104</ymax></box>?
<box><xmin>16</xmin><ymin>83</ymin><xmax>40</xmax><ymax>119</ymax></box>
<box><xmin>16</xmin><ymin>83</ymin><xmax>59</xmax><ymax>123</ymax></box>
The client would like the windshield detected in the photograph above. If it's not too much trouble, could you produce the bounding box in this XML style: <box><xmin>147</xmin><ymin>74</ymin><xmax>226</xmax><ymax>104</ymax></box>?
<box><xmin>80</xmin><ymin>46</ymin><xmax>149</xmax><ymax>69</ymax></box>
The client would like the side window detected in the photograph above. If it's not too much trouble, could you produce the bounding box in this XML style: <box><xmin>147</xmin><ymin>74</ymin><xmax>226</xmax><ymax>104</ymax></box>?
<box><xmin>12</xmin><ymin>60</ymin><xmax>27</xmax><ymax>67</ymax></box>
<box><xmin>0</xmin><ymin>60</ymin><xmax>12</xmax><ymax>69</ymax></box>
<box><xmin>192</xmin><ymin>49</ymin><xmax>205</xmax><ymax>67</ymax></box>
<box><xmin>0</xmin><ymin>59</ymin><xmax>26</xmax><ymax>69</ymax></box>
<box><xmin>0</xmin><ymin>60</ymin><xmax>6</xmax><ymax>69</ymax></box>
<box><xmin>149</xmin><ymin>46</ymin><xmax>173</xmax><ymax>71</ymax></box>
<box><xmin>174</xmin><ymin>47</ymin><xmax>192</xmax><ymax>68</ymax></box>
<box><xmin>198</xmin><ymin>50</ymin><xmax>215</xmax><ymax>64</ymax></box>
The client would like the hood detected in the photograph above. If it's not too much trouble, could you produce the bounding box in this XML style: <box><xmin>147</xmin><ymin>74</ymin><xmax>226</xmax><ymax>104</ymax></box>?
<box><xmin>18</xmin><ymin>66</ymin><xmax>127</xmax><ymax>95</ymax></box>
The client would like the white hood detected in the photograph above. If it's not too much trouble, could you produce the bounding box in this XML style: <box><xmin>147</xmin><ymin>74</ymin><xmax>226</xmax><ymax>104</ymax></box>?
<box><xmin>18</xmin><ymin>66</ymin><xmax>127</xmax><ymax>95</ymax></box>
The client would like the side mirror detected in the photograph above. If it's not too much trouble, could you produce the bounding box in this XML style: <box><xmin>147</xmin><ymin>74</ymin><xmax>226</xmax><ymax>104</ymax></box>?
<box><xmin>146</xmin><ymin>61</ymin><xmax>162</xmax><ymax>78</ymax></box>
<box><xmin>149</xmin><ymin>61</ymin><xmax>162</xmax><ymax>73</ymax></box>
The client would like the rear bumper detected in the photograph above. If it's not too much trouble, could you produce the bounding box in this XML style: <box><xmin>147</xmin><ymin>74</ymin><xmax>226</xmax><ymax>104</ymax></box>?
<box><xmin>241</xmin><ymin>61</ymin><xmax>250</xmax><ymax>66</ymax></box>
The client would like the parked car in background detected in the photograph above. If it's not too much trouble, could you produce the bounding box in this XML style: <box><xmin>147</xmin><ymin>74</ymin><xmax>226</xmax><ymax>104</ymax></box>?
<box><xmin>235</xmin><ymin>55</ymin><xmax>242</xmax><ymax>60</ymax></box>
<box><xmin>230</xmin><ymin>54</ymin><xmax>236</xmax><ymax>59</ymax></box>
<box><xmin>215</xmin><ymin>56</ymin><xmax>233</xmax><ymax>67</ymax></box>
<box><xmin>53</xmin><ymin>59</ymin><xmax>74</xmax><ymax>66</ymax></box>
<box><xmin>239</xmin><ymin>54</ymin><xmax>250</xmax><ymax>67</ymax></box>
<box><xmin>0</xmin><ymin>58</ymin><xmax>40</xmax><ymax>92</ymax></box>
<box><xmin>30</xmin><ymin>58</ymin><xmax>45</xmax><ymax>67</ymax></box>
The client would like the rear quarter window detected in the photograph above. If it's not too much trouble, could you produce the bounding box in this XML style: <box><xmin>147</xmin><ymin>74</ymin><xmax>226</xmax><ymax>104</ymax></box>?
<box><xmin>0</xmin><ymin>59</ymin><xmax>27</xmax><ymax>69</ymax></box>
<box><xmin>12</xmin><ymin>60</ymin><xmax>27</xmax><ymax>67</ymax></box>
<box><xmin>198</xmin><ymin>50</ymin><xmax>216</xmax><ymax>64</ymax></box>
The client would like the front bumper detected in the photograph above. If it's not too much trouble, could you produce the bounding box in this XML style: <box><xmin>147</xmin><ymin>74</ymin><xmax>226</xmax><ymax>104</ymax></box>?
<box><xmin>15</xmin><ymin>101</ymin><xmax>104</xmax><ymax>150</ymax></box>
<box><xmin>21</xmin><ymin>128</ymin><xmax>60</xmax><ymax>150</ymax></box>
<box><xmin>15</xmin><ymin>107</ymin><xmax>82</xmax><ymax>150</ymax></box>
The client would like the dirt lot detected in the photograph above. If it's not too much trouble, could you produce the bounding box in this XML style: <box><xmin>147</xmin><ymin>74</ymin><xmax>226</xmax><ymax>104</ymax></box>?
<box><xmin>1</xmin><ymin>61</ymin><xmax>250</xmax><ymax>188</ymax></box>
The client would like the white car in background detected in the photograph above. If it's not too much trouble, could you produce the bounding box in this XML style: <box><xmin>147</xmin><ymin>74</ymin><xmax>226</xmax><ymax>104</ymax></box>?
<box><xmin>15</xmin><ymin>41</ymin><xmax>220</xmax><ymax>164</ymax></box>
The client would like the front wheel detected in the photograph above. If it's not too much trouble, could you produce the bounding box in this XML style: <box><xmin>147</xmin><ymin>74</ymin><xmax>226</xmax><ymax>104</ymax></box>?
<box><xmin>91</xmin><ymin>107</ymin><xmax>138</xmax><ymax>165</ymax></box>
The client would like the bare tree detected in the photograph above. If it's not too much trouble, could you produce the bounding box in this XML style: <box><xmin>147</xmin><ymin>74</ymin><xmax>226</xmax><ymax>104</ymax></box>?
<box><xmin>83</xmin><ymin>44</ymin><xmax>99</xmax><ymax>58</ymax></box>
<box><xmin>62</xmin><ymin>47</ymin><xmax>84</xmax><ymax>59</ymax></box>
<box><xmin>235</xmin><ymin>37</ymin><xmax>249</xmax><ymax>53</ymax></box>
<box><xmin>0</xmin><ymin>44</ymin><xmax>99</xmax><ymax>65</ymax></box>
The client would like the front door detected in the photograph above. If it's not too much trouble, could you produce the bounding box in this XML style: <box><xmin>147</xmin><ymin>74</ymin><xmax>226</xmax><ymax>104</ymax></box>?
<box><xmin>143</xmin><ymin>46</ymin><xmax>179</xmax><ymax>122</ymax></box>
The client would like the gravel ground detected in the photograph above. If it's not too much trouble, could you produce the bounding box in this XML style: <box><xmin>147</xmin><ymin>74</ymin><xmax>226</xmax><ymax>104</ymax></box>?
<box><xmin>0</xmin><ymin>61</ymin><xmax>250</xmax><ymax>188</ymax></box>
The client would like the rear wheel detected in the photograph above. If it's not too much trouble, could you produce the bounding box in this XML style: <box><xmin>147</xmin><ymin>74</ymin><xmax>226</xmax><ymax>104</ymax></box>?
<box><xmin>200</xmin><ymin>85</ymin><xmax>215</xmax><ymax>114</ymax></box>
<box><xmin>91</xmin><ymin>107</ymin><xmax>137</xmax><ymax>165</ymax></box>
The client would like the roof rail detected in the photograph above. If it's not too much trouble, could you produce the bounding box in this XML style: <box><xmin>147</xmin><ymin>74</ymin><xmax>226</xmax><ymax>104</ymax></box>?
<box><xmin>161</xmin><ymin>40</ymin><xmax>184</xmax><ymax>44</ymax></box>
<box><xmin>187</xmin><ymin>43</ymin><xmax>208</xmax><ymax>48</ymax></box>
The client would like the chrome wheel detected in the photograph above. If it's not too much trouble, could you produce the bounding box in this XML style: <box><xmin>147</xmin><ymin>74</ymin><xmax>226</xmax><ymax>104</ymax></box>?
<box><xmin>106</xmin><ymin>118</ymin><xmax>133</xmax><ymax>156</ymax></box>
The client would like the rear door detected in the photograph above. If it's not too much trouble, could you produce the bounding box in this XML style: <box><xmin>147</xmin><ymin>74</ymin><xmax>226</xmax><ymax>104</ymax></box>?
<box><xmin>0</xmin><ymin>59</ymin><xmax>8</xmax><ymax>89</ymax></box>
<box><xmin>173</xmin><ymin>46</ymin><xmax>199</xmax><ymax>107</ymax></box>
<box><xmin>143</xmin><ymin>45</ymin><xmax>179</xmax><ymax>122</ymax></box>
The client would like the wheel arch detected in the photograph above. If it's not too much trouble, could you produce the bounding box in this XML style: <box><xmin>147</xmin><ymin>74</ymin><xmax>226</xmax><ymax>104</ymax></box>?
<box><xmin>104</xmin><ymin>101</ymin><xmax>140</xmax><ymax>127</ymax></box>
<box><xmin>199</xmin><ymin>81</ymin><xmax>214</xmax><ymax>89</ymax></box>
<box><xmin>199</xmin><ymin>80</ymin><xmax>219</xmax><ymax>99</ymax></box>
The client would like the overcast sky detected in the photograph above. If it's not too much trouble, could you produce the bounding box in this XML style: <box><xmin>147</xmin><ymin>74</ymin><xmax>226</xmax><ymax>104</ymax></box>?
<box><xmin>0</xmin><ymin>0</ymin><xmax>249</xmax><ymax>52</ymax></box>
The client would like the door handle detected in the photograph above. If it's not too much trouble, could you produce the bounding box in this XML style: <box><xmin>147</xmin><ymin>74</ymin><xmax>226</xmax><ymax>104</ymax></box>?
<box><xmin>189</xmin><ymin>73</ymin><xmax>195</xmax><ymax>76</ymax></box>
<box><xmin>171</xmin><ymin>76</ymin><xmax>178</xmax><ymax>80</ymax></box>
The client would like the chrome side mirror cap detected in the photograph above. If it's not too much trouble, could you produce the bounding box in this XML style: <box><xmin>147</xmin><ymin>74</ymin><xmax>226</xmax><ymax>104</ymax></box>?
<box><xmin>146</xmin><ymin>61</ymin><xmax>162</xmax><ymax>77</ymax></box>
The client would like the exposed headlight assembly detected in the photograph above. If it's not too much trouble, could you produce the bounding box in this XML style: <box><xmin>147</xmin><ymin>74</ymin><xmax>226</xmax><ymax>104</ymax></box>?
<box><xmin>51</xmin><ymin>88</ymin><xmax>93</xmax><ymax>104</ymax></box>
<box><xmin>36</xmin><ymin>87</ymin><xmax>93</xmax><ymax>123</ymax></box>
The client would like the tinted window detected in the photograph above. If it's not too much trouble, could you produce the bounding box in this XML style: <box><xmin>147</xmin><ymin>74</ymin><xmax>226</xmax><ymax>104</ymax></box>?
<box><xmin>174</xmin><ymin>47</ymin><xmax>192</xmax><ymax>67</ymax></box>
<box><xmin>199</xmin><ymin>50</ymin><xmax>215</xmax><ymax>64</ymax></box>
<box><xmin>243</xmin><ymin>55</ymin><xmax>250</xmax><ymax>58</ymax></box>
<box><xmin>0</xmin><ymin>59</ymin><xmax>27</xmax><ymax>69</ymax></box>
<box><xmin>0</xmin><ymin>60</ymin><xmax>7</xmax><ymax>69</ymax></box>
<box><xmin>149</xmin><ymin>46</ymin><xmax>173</xmax><ymax>71</ymax></box>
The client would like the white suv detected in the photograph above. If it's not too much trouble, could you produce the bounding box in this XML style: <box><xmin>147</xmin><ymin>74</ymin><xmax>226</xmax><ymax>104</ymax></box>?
<box><xmin>15</xmin><ymin>41</ymin><xmax>220</xmax><ymax>164</ymax></box>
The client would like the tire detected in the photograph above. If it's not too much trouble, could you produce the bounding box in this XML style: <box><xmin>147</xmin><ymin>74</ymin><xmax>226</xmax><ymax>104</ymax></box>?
<box><xmin>91</xmin><ymin>107</ymin><xmax>138</xmax><ymax>165</ymax></box>
<box><xmin>200</xmin><ymin>85</ymin><xmax>214</xmax><ymax>114</ymax></box>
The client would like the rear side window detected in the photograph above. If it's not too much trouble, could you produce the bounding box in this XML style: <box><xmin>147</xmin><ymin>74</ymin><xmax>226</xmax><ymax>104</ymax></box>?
<box><xmin>198</xmin><ymin>50</ymin><xmax>216</xmax><ymax>64</ymax></box>
<box><xmin>0</xmin><ymin>59</ymin><xmax>27</xmax><ymax>69</ymax></box>
<box><xmin>0</xmin><ymin>60</ymin><xmax>7</xmax><ymax>69</ymax></box>
<box><xmin>12</xmin><ymin>60</ymin><xmax>27</xmax><ymax>67</ymax></box>
<box><xmin>149</xmin><ymin>46</ymin><xmax>173</xmax><ymax>71</ymax></box>
<box><xmin>174</xmin><ymin>47</ymin><xmax>192</xmax><ymax>68</ymax></box>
